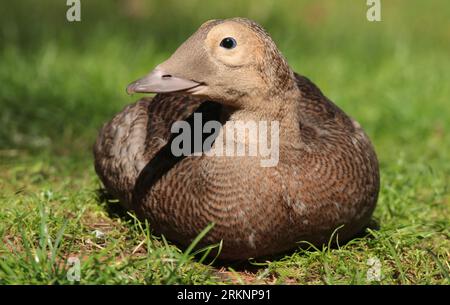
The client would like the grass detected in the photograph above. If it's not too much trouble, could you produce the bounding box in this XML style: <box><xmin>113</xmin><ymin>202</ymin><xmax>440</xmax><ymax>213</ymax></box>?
<box><xmin>0</xmin><ymin>0</ymin><xmax>449</xmax><ymax>284</ymax></box>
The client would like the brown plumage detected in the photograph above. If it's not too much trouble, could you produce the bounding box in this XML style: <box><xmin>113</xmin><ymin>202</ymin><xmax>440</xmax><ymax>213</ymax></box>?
<box><xmin>94</xmin><ymin>18</ymin><xmax>380</xmax><ymax>260</ymax></box>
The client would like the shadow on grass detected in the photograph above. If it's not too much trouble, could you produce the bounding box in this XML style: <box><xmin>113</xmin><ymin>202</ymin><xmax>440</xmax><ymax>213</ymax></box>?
<box><xmin>95</xmin><ymin>188</ymin><xmax>134</xmax><ymax>221</ymax></box>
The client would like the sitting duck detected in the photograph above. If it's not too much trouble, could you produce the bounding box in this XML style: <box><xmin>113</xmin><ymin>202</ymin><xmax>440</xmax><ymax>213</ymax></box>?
<box><xmin>94</xmin><ymin>18</ymin><xmax>380</xmax><ymax>260</ymax></box>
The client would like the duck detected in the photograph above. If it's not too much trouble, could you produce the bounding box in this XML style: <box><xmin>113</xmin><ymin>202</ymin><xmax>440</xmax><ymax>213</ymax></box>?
<box><xmin>94</xmin><ymin>17</ymin><xmax>380</xmax><ymax>260</ymax></box>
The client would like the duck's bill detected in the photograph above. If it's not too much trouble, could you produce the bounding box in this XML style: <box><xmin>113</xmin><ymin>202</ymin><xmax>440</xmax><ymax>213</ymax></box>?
<box><xmin>126</xmin><ymin>68</ymin><xmax>202</xmax><ymax>94</ymax></box>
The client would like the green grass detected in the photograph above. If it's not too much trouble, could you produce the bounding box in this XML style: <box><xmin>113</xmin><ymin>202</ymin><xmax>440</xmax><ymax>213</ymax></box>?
<box><xmin>0</xmin><ymin>0</ymin><xmax>449</xmax><ymax>284</ymax></box>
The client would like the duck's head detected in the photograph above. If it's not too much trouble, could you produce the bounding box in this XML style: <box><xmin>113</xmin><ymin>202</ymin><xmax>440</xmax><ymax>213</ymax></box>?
<box><xmin>127</xmin><ymin>18</ymin><xmax>297</xmax><ymax>108</ymax></box>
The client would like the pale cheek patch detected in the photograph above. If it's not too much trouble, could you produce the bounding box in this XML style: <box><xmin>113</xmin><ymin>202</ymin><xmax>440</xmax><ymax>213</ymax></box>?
<box><xmin>205</xmin><ymin>23</ymin><xmax>263</xmax><ymax>67</ymax></box>
<box><xmin>217</xmin><ymin>48</ymin><xmax>247</xmax><ymax>66</ymax></box>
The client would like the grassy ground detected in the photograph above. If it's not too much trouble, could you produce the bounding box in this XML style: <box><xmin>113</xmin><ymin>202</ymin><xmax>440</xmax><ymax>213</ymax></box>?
<box><xmin>0</xmin><ymin>0</ymin><xmax>449</xmax><ymax>284</ymax></box>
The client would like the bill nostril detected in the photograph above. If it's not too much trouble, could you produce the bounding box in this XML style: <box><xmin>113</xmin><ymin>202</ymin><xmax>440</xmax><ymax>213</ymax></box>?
<box><xmin>162</xmin><ymin>74</ymin><xmax>172</xmax><ymax>79</ymax></box>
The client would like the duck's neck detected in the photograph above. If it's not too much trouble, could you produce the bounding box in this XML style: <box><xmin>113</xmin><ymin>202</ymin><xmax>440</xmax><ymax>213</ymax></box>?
<box><xmin>221</xmin><ymin>84</ymin><xmax>302</xmax><ymax>143</ymax></box>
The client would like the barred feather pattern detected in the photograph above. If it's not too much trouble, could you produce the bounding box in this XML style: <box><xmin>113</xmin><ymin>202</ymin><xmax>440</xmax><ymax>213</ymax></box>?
<box><xmin>94</xmin><ymin>74</ymin><xmax>379</xmax><ymax>259</ymax></box>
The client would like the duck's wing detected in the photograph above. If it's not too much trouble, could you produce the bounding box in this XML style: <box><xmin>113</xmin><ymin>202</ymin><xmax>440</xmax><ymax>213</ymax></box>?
<box><xmin>294</xmin><ymin>72</ymin><xmax>355</xmax><ymax>129</ymax></box>
<box><xmin>93</xmin><ymin>94</ymin><xmax>213</xmax><ymax>207</ymax></box>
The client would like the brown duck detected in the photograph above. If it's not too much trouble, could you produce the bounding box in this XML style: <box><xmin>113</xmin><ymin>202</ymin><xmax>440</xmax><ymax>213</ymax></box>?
<box><xmin>94</xmin><ymin>18</ymin><xmax>380</xmax><ymax>260</ymax></box>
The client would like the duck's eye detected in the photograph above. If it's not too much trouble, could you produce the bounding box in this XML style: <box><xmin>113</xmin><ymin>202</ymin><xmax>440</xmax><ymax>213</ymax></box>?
<box><xmin>220</xmin><ymin>37</ymin><xmax>237</xmax><ymax>49</ymax></box>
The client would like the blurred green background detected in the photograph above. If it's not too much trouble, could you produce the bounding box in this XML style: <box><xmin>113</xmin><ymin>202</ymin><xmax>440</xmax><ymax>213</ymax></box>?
<box><xmin>1</xmin><ymin>0</ymin><xmax>449</xmax><ymax>160</ymax></box>
<box><xmin>0</xmin><ymin>0</ymin><xmax>449</xmax><ymax>284</ymax></box>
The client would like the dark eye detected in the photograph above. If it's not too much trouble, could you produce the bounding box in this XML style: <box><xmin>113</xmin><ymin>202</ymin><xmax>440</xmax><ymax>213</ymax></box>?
<box><xmin>220</xmin><ymin>37</ymin><xmax>237</xmax><ymax>49</ymax></box>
